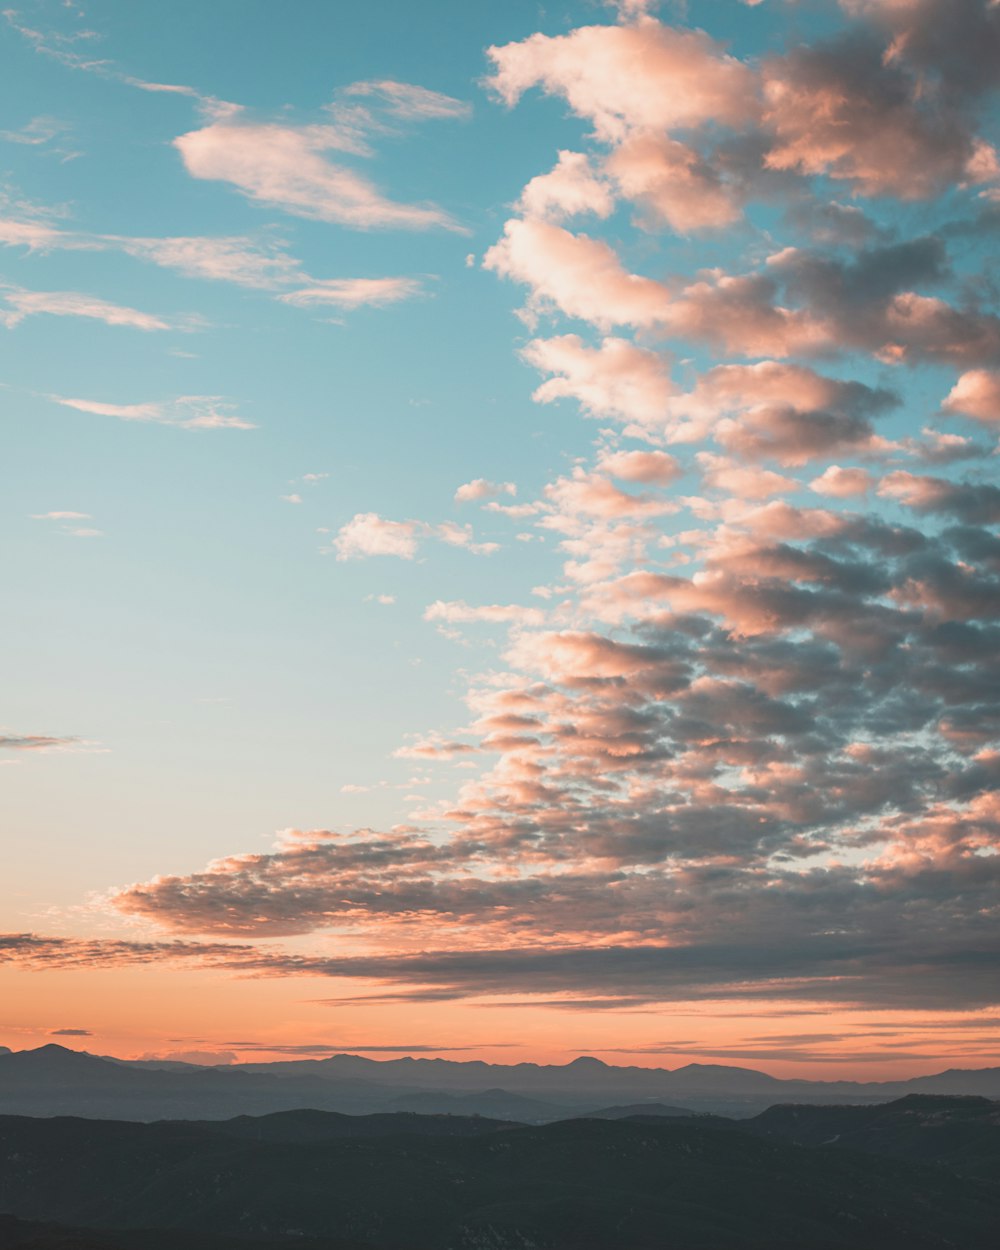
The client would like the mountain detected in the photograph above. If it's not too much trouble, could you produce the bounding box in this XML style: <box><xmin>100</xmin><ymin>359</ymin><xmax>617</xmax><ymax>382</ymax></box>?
<box><xmin>178</xmin><ymin>1108</ymin><xmax>516</xmax><ymax>1143</ymax></box>
<box><xmin>4</xmin><ymin>1045</ymin><xmax>1000</xmax><ymax>1121</ymax></box>
<box><xmin>0</xmin><ymin>1105</ymin><xmax>996</xmax><ymax>1249</ymax></box>
<box><xmin>743</xmin><ymin>1093</ymin><xmax>1000</xmax><ymax>1179</ymax></box>
<box><xmin>581</xmin><ymin>1101</ymin><xmax>698</xmax><ymax>1119</ymax></box>
<box><xmin>905</xmin><ymin>1067</ymin><xmax>1000</xmax><ymax>1096</ymax></box>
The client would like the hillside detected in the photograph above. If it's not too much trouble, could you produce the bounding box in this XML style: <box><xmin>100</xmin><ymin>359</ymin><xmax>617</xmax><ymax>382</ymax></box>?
<box><xmin>0</xmin><ymin>1104</ymin><xmax>997</xmax><ymax>1249</ymax></box>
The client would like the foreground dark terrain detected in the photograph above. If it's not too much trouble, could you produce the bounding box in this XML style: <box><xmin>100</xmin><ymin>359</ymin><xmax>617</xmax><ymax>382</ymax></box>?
<box><xmin>0</xmin><ymin>1095</ymin><xmax>998</xmax><ymax>1249</ymax></box>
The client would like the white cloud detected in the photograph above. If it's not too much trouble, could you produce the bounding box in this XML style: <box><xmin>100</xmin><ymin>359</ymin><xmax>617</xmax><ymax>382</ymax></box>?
<box><xmin>454</xmin><ymin>478</ymin><xmax>517</xmax><ymax>503</ymax></box>
<box><xmin>331</xmin><ymin>514</ymin><xmax>499</xmax><ymax>560</ymax></box>
<box><xmin>424</xmin><ymin>600</ymin><xmax>546</xmax><ymax>626</ymax></box>
<box><xmin>332</xmin><ymin>514</ymin><xmax>422</xmax><ymax>560</ymax></box>
<box><xmin>52</xmin><ymin>395</ymin><xmax>255</xmax><ymax>430</ymax></box>
<box><xmin>0</xmin><ymin>286</ymin><xmax>173</xmax><ymax>330</ymax></box>
<box><xmin>279</xmin><ymin>277</ymin><xmax>424</xmax><ymax>310</ymax></box>
<box><xmin>341</xmin><ymin>80</ymin><xmax>471</xmax><ymax>121</ymax></box>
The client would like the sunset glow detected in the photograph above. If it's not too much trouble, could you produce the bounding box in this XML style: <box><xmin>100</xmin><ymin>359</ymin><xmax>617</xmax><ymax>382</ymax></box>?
<box><xmin>3</xmin><ymin>0</ymin><xmax>1000</xmax><ymax>1084</ymax></box>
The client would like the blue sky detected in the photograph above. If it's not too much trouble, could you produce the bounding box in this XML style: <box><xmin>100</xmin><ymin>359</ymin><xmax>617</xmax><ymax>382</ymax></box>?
<box><xmin>3</xmin><ymin>0</ymin><xmax>1000</xmax><ymax>1074</ymax></box>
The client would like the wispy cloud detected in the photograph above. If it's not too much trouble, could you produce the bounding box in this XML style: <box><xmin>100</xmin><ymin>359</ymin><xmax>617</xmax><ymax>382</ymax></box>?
<box><xmin>51</xmin><ymin>394</ymin><xmax>255</xmax><ymax>430</ymax></box>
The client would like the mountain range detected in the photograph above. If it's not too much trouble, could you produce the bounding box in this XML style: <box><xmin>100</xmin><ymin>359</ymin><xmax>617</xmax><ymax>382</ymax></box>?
<box><xmin>2</xmin><ymin>1044</ymin><xmax>1000</xmax><ymax>1121</ymax></box>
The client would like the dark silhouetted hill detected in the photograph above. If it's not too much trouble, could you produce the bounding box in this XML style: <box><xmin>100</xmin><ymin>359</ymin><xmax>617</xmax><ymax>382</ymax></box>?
<box><xmin>0</xmin><ymin>1105</ymin><xmax>997</xmax><ymax>1249</ymax></box>
<box><xmin>744</xmin><ymin>1092</ymin><xmax>1000</xmax><ymax>1179</ymax></box>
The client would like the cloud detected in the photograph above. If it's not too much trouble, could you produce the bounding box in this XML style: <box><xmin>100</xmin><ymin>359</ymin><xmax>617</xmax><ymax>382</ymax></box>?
<box><xmin>596</xmin><ymin>449</ymin><xmax>681</xmax><ymax>484</ymax></box>
<box><xmin>331</xmin><ymin>514</ymin><xmax>498</xmax><ymax>560</ymax></box>
<box><xmin>663</xmin><ymin>361</ymin><xmax>897</xmax><ymax>464</ymax></box>
<box><xmin>484</xmin><ymin>218</ymin><xmax>671</xmax><ymax>328</ymax></box>
<box><xmin>607</xmin><ymin>135</ymin><xmax>741</xmax><ymax>233</ymax></box>
<box><xmin>454</xmin><ymin>479</ymin><xmax>517</xmax><ymax>503</ymax></box>
<box><xmin>518</xmin><ymin>151</ymin><xmax>615</xmax><ymax>222</ymax></box>
<box><xmin>487</xmin><ymin>21</ymin><xmax>756</xmax><ymax>142</ymax></box>
<box><xmin>141</xmin><ymin>1049</ymin><xmax>237</xmax><ymax>1065</ymax></box>
<box><xmin>424</xmin><ymin>600</ymin><xmax>546</xmax><ymax>626</ymax></box>
<box><xmin>942</xmin><ymin>369</ymin><xmax>1000</xmax><ymax>423</ymax></box>
<box><xmin>762</xmin><ymin>30</ymin><xmax>993</xmax><ymax>198</ymax></box>
<box><xmin>174</xmin><ymin>120</ymin><xmax>460</xmax><ymax>231</ymax></box>
<box><xmin>52</xmin><ymin>395</ymin><xmax>255</xmax><ymax>430</ymax></box>
<box><xmin>332</xmin><ymin>513</ymin><xmax>422</xmax><ymax>560</ymax></box>
<box><xmin>278</xmin><ymin>277</ymin><xmax>424</xmax><ymax>310</ymax></box>
<box><xmin>810</xmin><ymin>465</ymin><xmax>875</xmax><ymax>497</ymax></box>
<box><xmin>340</xmin><ymin>80</ymin><xmax>471</xmax><ymax>121</ymax></box>
<box><xmin>0</xmin><ymin>215</ymin><xmax>427</xmax><ymax>315</ymax></box>
<box><xmin>0</xmin><ymin>285</ymin><xmax>174</xmax><ymax>330</ymax></box>
<box><xmin>0</xmin><ymin>734</ymin><xmax>77</xmax><ymax>752</ymax></box>
<box><xmin>49</xmin><ymin>1028</ymin><xmax>92</xmax><ymax>1036</ymax></box>
<box><xmin>523</xmin><ymin>335</ymin><xmax>675</xmax><ymax>428</ymax></box>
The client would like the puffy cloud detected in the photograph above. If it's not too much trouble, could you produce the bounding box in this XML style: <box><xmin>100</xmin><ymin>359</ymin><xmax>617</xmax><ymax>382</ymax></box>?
<box><xmin>332</xmin><ymin>513</ymin><xmax>422</xmax><ymax>560</ymax></box>
<box><xmin>606</xmin><ymin>135</ymin><xmax>741</xmax><ymax>233</ymax></box>
<box><xmin>523</xmin><ymin>335</ymin><xmax>675</xmax><ymax>428</ymax></box>
<box><xmin>664</xmin><ymin>361</ymin><xmax>896</xmax><ymax>464</ymax></box>
<box><xmin>840</xmin><ymin>0</ymin><xmax>1000</xmax><ymax>100</ymax></box>
<box><xmin>762</xmin><ymin>32</ymin><xmax>990</xmax><ymax>198</ymax></box>
<box><xmin>331</xmin><ymin>515</ymin><xmax>498</xmax><ymax>560</ymax></box>
<box><xmin>597</xmin><ymin>449</ymin><xmax>681</xmax><ymax>484</ymax></box>
<box><xmin>174</xmin><ymin>121</ymin><xmax>459</xmax><ymax>231</ymax></box>
<box><xmin>518</xmin><ymin>151</ymin><xmax>614</xmax><ymax>222</ymax></box>
<box><xmin>810</xmin><ymin>465</ymin><xmax>876</xmax><ymax>497</ymax></box>
<box><xmin>454</xmin><ymin>479</ymin><xmax>517</xmax><ymax>503</ymax></box>
<box><xmin>487</xmin><ymin>21</ymin><xmax>756</xmax><ymax>142</ymax></box>
<box><xmin>878</xmin><ymin>471</ymin><xmax>1000</xmax><ymax>522</ymax></box>
<box><xmin>942</xmin><ymin>369</ymin><xmax>1000</xmax><ymax>423</ymax></box>
<box><xmin>544</xmin><ymin>467</ymin><xmax>678</xmax><ymax>519</ymax></box>
<box><xmin>484</xmin><ymin>218</ymin><xmax>671</xmax><ymax>328</ymax></box>
<box><xmin>697</xmin><ymin>452</ymin><xmax>798</xmax><ymax>499</ymax></box>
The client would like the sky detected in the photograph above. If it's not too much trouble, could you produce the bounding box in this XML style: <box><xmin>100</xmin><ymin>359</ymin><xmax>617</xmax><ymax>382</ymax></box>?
<box><xmin>2</xmin><ymin>0</ymin><xmax>999</xmax><ymax>1080</ymax></box>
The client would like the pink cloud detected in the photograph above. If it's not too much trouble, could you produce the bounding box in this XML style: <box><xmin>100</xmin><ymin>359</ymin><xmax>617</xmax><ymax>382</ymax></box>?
<box><xmin>0</xmin><ymin>286</ymin><xmax>172</xmax><ymax>331</ymax></box>
<box><xmin>454</xmin><ymin>479</ymin><xmax>517</xmax><ymax>503</ymax></box>
<box><xmin>545</xmin><ymin>467</ymin><xmax>678</xmax><ymax>519</ymax></box>
<box><xmin>518</xmin><ymin>151</ymin><xmax>614</xmax><ymax>222</ymax></box>
<box><xmin>487</xmin><ymin>21</ymin><xmax>757</xmax><ymax>142</ymax></box>
<box><xmin>175</xmin><ymin>121</ymin><xmax>459</xmax><ymax>231</ymax></box>
<box><xmin>942</xmin><ymin>369</ymin><xmax>1000</xmax><ymax>423</ymax></box>
<box><xmin>332</xmin><ymin>513</ymin><xmax>422</xmax><ymax>560</ymax></box>
<box><xmin>697</xmin><ymin>452</ymin><xmax>798</xmax><ymax>499</ymax></box>
<box><xmin>810</xmin><ymin>465</ymin><xmax>875</xmax><ymax>497</ymax></box>
<box><xmin>523</xmin><ymin>335</ymin><xmax>675</xmax><ymax>428</ymax></box>
<box><xmin>607</xmin><ymin>135</ymin><xmax>741</xmax><ymax>233</ymax></box>
<box><xmin>484</xmin><ymin>218</ymin><xmax>671</xmax><ymax>328</ymax></box>
<box><xmin>597</xmin><ymin>449</ymin><xmax>681</xmax><ymax>485</ymax></box>
<box><xmin>278</xmin><ymin>277</ymin><xmax>424</xmax><ymax>310</ymax></box>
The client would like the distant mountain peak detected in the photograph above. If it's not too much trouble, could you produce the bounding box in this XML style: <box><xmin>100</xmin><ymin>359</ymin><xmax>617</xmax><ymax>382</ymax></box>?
<box><xmin>567</xmin><ymin>1055</ymin><xmax>608</xmax><ymax>1068</ymax></box>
